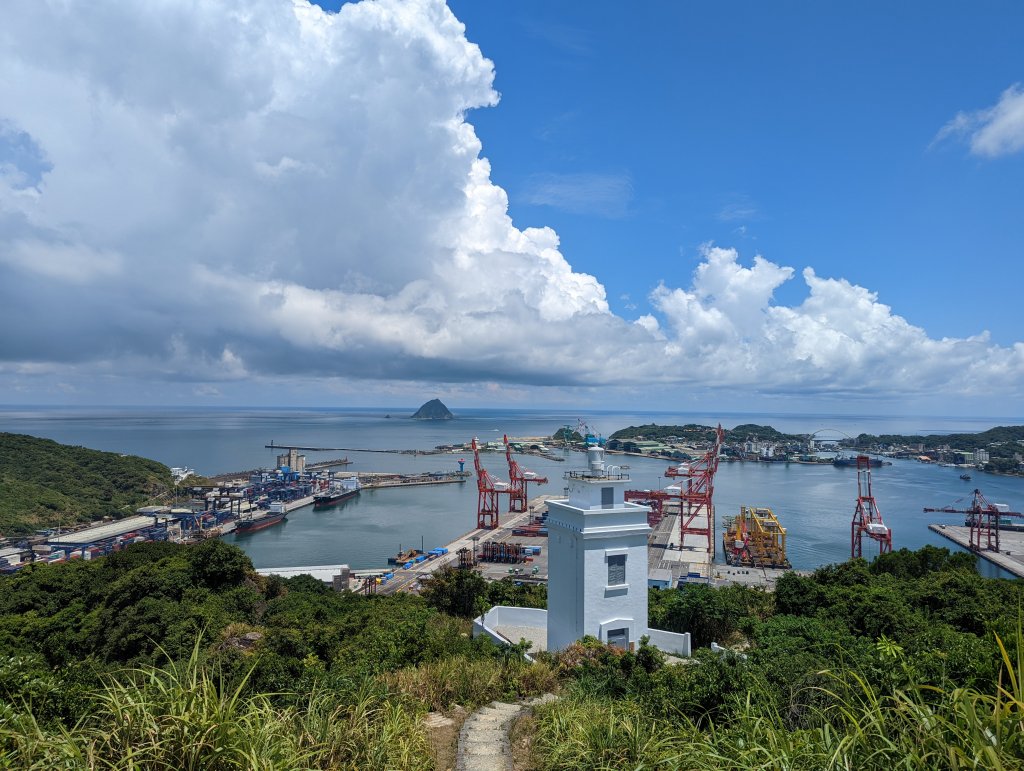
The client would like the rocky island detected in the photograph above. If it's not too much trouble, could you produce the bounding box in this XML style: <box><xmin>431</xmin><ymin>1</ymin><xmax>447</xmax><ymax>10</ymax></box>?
<box><xmin>410</xmin><ymin>398</ymin><xmax>454</xmax><ymax>420</ymax></box>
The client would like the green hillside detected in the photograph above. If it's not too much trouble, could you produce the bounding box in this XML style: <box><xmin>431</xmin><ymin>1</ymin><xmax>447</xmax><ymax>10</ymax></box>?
<box><xmin>610</xmin><ymin>423</ymin><xmax>802</xmax><ymax>443</ymax></box>
<box><xmin>852</xmin><ymin>425</ymin><xmax>1024</xmax><ymax>450</ymax></box>
<box><xmin>0</xmin><ymin>432</ymin><xmax>172</xmax><ymax>536</ymax></box>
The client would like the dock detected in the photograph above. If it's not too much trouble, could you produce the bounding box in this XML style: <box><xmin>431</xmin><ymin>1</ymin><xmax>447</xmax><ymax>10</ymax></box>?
<box><xmin>646</xmin><ymin>503</ymin><xmax>715</xmax><ymax>580</ymax></box>
<box><xmin>928</xmin><ymin>524</ymin><xmax>1024</xmax><ymax>578</ymax></box>
<box><xmin>355</xmin><ymin>471</ymin><xmax>468</xmax><ymax>489</ymax></box>
<box><xmin>375</xmin><ymin>495</ymin><xmax>557</xmax><ymax>594</ymax></box>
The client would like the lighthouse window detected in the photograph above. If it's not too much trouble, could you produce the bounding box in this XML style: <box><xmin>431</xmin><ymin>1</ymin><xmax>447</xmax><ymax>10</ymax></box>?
<box><xmin>601</xmin><ymin>486</ymin><xmax>614</xmax><ymax>506</ymax></box>
<box><xmin>608</xmin><ymin>554</ymin><xmax>626</xmax><ymax>585</ymax></box>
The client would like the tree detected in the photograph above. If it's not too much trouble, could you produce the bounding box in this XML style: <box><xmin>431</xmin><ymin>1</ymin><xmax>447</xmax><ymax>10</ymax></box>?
<box><xmin>187</xmin><ymin>540</ymin><xmax>252</xmax><ymax>590</ymax></box>
<box><xmin>421</xmin><ymin>567</ymin><xmax>488</xmax><ymax>618</ymax></box>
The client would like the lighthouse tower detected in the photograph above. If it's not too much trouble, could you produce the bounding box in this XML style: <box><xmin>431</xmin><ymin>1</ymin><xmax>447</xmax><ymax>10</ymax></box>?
<box><xmin>546</xmin><ymin>446</ymin><xmax>652</xmax><ymax>651</ymax></box>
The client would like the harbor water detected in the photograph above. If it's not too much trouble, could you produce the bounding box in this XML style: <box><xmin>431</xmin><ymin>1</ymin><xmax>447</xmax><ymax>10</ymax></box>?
<box><xmin>2</xmin><ymin>406</ymin><xmax>1022</xmax><ymax>576</ymax></box>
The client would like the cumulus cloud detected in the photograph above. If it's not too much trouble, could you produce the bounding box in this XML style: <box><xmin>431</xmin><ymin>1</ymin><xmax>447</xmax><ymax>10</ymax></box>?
<box><xmin>934</xmin><ymin>83</ymin><xmax>1024</xmax><ymax>157</ymax></box>
<box><xmin>0</xmin><ymin>0</ymin><xmax>1021</xmax><ymax>405</ymax></box>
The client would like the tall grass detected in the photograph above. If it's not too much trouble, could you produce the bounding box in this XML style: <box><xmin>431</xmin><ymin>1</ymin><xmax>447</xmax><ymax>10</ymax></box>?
<box><xmin>532</xmin><ymin>630</ymin><xmax>1024</xmax><ymax>770</ymax></box>
<box><xmin>0</xmin><ymin>643</ymin><xmax>432</xmax><ymax>770</ymax></box>
<box><xmin>532</xmin><ymin>697</ymin><xmax>689</xmax><ymax>770</ymax></box>
<box><xmin>382</xmin><ymin>654</ymin><xmax>558</xmax><ymax>711</ymax></box>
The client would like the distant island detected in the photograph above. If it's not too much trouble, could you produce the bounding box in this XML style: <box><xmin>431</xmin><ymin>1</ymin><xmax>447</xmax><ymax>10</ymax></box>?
<box><xmin>410</xmin><ymin>398</ymin><xmax>454</xmax><ymax>420</ymax></box>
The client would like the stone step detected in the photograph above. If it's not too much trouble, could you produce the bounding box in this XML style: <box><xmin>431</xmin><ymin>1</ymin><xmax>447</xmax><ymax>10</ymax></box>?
<box><xmin>456</xmin><ymin>693</ymin><xmax>557</xmax><ymax>771</ymax></box>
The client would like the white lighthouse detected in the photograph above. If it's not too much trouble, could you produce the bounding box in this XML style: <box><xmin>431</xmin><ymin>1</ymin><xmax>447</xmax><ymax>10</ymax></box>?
<box><xmin>473</xmin><ymin>445</ymin><xmax>691</xmax><ymax>657</ymax></box>
<box><xmin>546</xmin><ymin>446</ymin><xmax>651</xmax><ymax>651</ymax></box>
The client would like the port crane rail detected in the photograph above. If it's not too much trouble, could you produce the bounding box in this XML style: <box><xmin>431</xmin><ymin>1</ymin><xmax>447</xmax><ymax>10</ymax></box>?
<box><xmin>663</xmin><ymin>424</ymin><xmax>726</xmax><ymax>557</ymax></box>
<box><xmin>924</xmin><ymin>488</ymin><xmax>1023</xmax><ymax>553</ymax></box>
<box><xmin>472</xmin><ymin>437</ymin><xmax>509</xmax><ymax>530</ymax></box>
<box><xmin>503</xmin><ymin>435</ymin><xmax>548</xmax><ymax>513</ymax></box>
<box><xmin>851</xmin><ymin>455</ymin><xmax>892</xmax><ymax>558</ymax></box>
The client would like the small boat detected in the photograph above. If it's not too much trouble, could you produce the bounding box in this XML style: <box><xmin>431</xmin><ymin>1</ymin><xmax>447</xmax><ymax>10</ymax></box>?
<box><xmin>388</xmin><ymin>548</ymin><xmax>423</xmax><ymax>565</ymax></box>
<box><xmin>960</xmin><ymin>473</ymin><xmax>972</xmax><ymax>481</ymax></box>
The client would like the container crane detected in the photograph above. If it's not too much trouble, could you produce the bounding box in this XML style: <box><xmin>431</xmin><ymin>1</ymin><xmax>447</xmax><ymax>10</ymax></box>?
<box><xmin>924</xmin><ymin>488</ymin><xmax>1023</xmax><ymax>552</ymax></box>
<box><xmin>663</xmin><ymin>424</ymin><xmax>725</xmax><ymax>558</ymax></box>
<box><xmin>576</xmin><ymin>419</ymin><xmax>604</xmax><ymax>446</ymax></box>
<box><xmin>503</xmin><ymin>435</ymin><xmax>548</xmax><ymax>513</ymax></box>
<box><xmin>623</xmin><ymin>489</ymin><xmax>672</xmax><ymax>527</ymax></box>
<box><xmin>851</xmin><ymin>455</ymin><xmax>892</xmax><ymax>558</ymax></box>
<box><xmin>472</xmin><ymin>437</ymin><xmax>509</xmax><ymax>530</ymax></box>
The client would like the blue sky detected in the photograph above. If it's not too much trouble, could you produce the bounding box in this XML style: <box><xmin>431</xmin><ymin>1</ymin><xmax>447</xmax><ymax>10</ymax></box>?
<box><xmin>0</xmin><ymin>0</ymin><xmax>1022</xmax><ymax>415</ymax></box>
<box><xmin>443</xmin><ymin>1</ymin><xmax>1024</xmax><ymax>342</ymax></box>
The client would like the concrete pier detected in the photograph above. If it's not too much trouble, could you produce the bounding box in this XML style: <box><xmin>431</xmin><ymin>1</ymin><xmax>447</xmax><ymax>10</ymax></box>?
<box><xmin>377</xmin><ymin>494</ymin><xmax>557</xmax><ymax>594</ymax></box>
<box><xmin>928</xmin><ymin>523</ymin><xmax>1024</xmax><ymax>578</ymax></box>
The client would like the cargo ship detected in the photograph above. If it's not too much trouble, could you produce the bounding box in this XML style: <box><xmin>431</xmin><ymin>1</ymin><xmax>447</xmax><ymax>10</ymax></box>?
<box><xmin>313</xmin><ymin>477</ymin><xmax>361</xmax><ymax>508</ymax></box>
<box><xmin>833</xmin><ymin>455</ymin><xmax>889</xmax><ymax>468</ymax></box>
<box><xmin>235</xmin><ymin>511</ymin><xmax>286</xmax><ymax>533</ymax></box>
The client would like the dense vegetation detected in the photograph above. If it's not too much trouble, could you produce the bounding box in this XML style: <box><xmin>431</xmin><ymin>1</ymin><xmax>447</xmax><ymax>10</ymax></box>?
<box><xmin>0</xmin><ymin>542</ymin><xmax>554</xmax><ymax>768</ymax></box>
<box><xmin>0</xmin><ymin>542</ymin><xmax>1020</xmax><ymax>768</ymax></box>
<box><xmin>531</xmin><ymin>546</ymin><xmax>1024</xmax><ymax>769</ymax></box>
<box><xmin>0</xmin><ymin>432</ymin><xmax>172</xmax><ymax>535</ymax></box>
<box><xmin>609</xmin><ymin>423</ymin><xmax>801</xmax><ymax>443</ymax></box>
<box><xmin>852</xmin><ymin>424</ymin><xmax>1024</xmax><ymax>451</ymax></box>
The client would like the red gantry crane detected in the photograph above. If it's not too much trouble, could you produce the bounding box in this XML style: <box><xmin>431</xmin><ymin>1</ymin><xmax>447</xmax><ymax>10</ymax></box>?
<box><xmin>503</xmin><ymin>435</ymin><xmax>548</xmax><ymax>513</ymax></box>
<box><xmin>663</xmin><ymin>424</ymin><xmax>726</xmax><ymax>558</ymax></box>
<box><xmin>623</xmin><ymin>489</ymin><xmax>674</xmax><ymax>527</ymax></box>
<box><xmin>851</xmin><ymin>455</ymin><xmax>892</xmax><ymax>558</ymax></box>
<box><xmin>924</xmin><ymin>488</ymin><xmax>1023</xmax><ymax>553</ymax></box>
<box><xmin>472</xmin><ymin>437</ymin><xmax>509</xmax><ymax>530</ymax></box>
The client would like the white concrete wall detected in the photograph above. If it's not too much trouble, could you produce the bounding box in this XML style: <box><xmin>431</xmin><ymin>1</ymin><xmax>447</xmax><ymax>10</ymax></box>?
<box><xmin>478</xmin><ymin>606</ymin><xmax>549</xmax><ymax>630</ymax></box>
<box><xmin>547</xmin><ymin>500</ymin><xmax>584</xmax><ymax>650</ymax></box>
<box><xmin>473</xmin><ymin>606</ymin><xmax>692</xmax><ymax>659</ymax></box>
<box><xmin>473</xmin><ymin>606</ymin><xmax>548</xmax><ymax>662</ymax></box>
<box><xmin>644</xmin><ymin>628</ymin><xmax>691</xmax><ymax>657</ymax></box>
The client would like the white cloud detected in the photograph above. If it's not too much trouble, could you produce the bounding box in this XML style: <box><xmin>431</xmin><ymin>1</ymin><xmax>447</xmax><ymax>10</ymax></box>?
<box><xmin>0</xmin><ymin>0</ymin><xmax>1021</xmax><ymax>407</ymax></box>
<box><xmin>934</xmin><ymin>83</ymin><xmax>1024</xmax><ymax>157</ymax></box>
<box><xmin>648</xmin><ymin>247</ymin><xmax>1024</xmax><ymax>396</ymax></box>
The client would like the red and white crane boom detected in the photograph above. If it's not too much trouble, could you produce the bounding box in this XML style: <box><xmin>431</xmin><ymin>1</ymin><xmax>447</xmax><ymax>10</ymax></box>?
<box><xmin>503</xmin><ymin>435</ymin><xmax>548</xmax><ymax>513</ymax></box>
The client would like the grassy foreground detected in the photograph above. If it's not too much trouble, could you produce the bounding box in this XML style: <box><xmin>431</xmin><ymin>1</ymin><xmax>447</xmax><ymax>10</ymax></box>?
<box><xmin>0</xmin><ymin>541</ymin><xmax>1021</xmax><ymax>769</ymax></box>
<box><xmin>533</xmin><ymin>633</ymin><xmax>1024</xmax><ymax>770</ymax></box>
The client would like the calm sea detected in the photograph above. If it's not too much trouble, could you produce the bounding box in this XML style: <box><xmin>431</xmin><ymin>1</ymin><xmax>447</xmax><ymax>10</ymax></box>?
<box><xmin>2</xmin><ymin>406</ymin><xmax>1022</xmax><ymax>577</ymax></box>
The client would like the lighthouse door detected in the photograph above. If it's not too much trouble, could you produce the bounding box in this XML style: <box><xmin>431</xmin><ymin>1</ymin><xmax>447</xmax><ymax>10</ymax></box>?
<box><xmin>606</xmin><ymin>627</ymin><xmax>629</xmax><ymax>650</ymax></box>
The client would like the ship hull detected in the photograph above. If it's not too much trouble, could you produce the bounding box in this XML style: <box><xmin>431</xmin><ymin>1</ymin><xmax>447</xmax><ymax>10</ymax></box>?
<box><xmin>833</xmin><ymin>457</ymin><xmax>887</xmax><ymax>468</ymax></box>
<box><xmin>235</xmin><ymin>513</ymin><xmax>286</xmax><ymax>533</ymax></box>
<box><xmin>313</xmin><ymin>489</ymin><xmax>360</xmax><ymax>508</ymax></box>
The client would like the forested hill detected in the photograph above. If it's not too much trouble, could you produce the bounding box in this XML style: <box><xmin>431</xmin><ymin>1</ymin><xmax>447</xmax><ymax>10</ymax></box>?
<box><xmin>854</xmin><ymin>425</ymin><xmax>1024</xmax><ymax>450</ymax></box>
<box><xmin>0</xmin><ymin>432</ymin><xmax>171</xmax><ymax>535</ymax></box>
<box><xmin>609</xmin><ymin>423</ymin><xmax>801</xmax><ymax>443</ymax></box>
